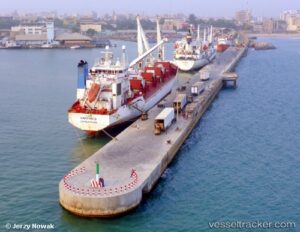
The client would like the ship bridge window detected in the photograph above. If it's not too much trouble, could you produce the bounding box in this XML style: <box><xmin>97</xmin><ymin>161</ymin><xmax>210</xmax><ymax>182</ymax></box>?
<box><xmin>104</xmin><ymin>70</ymin><xmax>113</xmax><ymax>74</ymax></box>
<box><xmin>100</xmin><ymin>97</ymin><xmax>109</xmax><ymax>102</ymax></box>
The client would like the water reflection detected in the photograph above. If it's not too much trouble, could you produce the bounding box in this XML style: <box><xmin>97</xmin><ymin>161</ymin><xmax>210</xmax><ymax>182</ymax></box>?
<box><xmin>70</xmin><ymin>122</ymin><xmax>135</xmax><ymax>163</ymax></box>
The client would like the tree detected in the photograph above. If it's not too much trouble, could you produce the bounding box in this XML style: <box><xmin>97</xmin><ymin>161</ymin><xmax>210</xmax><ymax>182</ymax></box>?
<box><xmin>71</xmin><ymin>25</ymin><xmax>80</xmax><ymax>33</ymax></box>
<box><xmin>0</xmin><ymin>18</ymin><xmax>20</xmax><ymax>29</ymax></box>
<box><xmin>159</xmin><ymin>18</ymin><xmax>165</xmax><ymax>25</ymax></box>
<box><xmin>188</xmin><ymin>14</ymin><xmax>197</xmax><ymax>25</ymax></box>
<box><xmin>140</xmin><ymin>19</ymin><xmax>156</xmax><ymax>30</ymax></box>
<box><xmin>54</xmin><ymin>18</ymin><xmax>65</xmax><ymax>28</ymax></box>
<box><xmin>86</xmin><ymin>29</ymin><xmax>97</xmax><ymax>36</ymax></box>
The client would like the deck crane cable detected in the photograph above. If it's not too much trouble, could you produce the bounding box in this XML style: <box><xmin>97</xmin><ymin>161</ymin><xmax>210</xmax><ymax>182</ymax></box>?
<box><xmin>102</xmin><ymin>129</ymin><xmax>118</xmax><ymax>141</ymax></box>
<box><xmin>128</xmin><ymin>99</ymin><xmax>145</xmax><ymax>114</ymax></box>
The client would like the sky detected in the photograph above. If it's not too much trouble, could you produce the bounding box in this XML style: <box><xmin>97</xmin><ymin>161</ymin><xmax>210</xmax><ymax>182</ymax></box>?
<box><xmin>1</xmin><ymin>0</ymin><xmax>300</xmax><ymax>17</ymax></box>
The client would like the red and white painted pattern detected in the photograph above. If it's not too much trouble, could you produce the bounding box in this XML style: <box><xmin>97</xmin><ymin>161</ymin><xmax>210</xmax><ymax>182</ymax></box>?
<box><xmin>90</xmin><ymin>179</ymin><xmax>101</xmax><ymax>188</ymax></box>
<box><xmin>63</xmin><ymin>167</ymin><xmax>139</xmax><ymax>196</ymax></box>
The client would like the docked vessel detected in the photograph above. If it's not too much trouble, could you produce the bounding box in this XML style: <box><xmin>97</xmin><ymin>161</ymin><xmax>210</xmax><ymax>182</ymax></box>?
<box><xmin>215</xmin><ymin>37</ymin><xmax>231</xmax><ymax>52</ymax></box>
<box><xmin>68</xmin><ymin>17</ymin><xmax>177</xmax><ymax>134</ymax></box>
<box><xmin>5</xmin><ymin>41</ymin><xmax>21</xmax><ymax>49</ymax></box>
<box><xmin>41</xmin><ymin>43</ymin><xmax>53</xmax><ymax>49</ymax></box>
<box><xmin>173</xmin><ymin>26</ymin><xmax>216</xmax><ymax>72</ymax></box>
<box><xmin>70</xmin><ymin>45</ymin><xmax>81</xmax><ymax>49</ymax></box>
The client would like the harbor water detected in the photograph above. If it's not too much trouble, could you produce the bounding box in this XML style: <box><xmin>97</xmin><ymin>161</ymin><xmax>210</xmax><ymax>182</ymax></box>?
<box><xmin>0</xmin><ymin>38</ymin><xmax>299</xmax><ymax>231</ymax></box>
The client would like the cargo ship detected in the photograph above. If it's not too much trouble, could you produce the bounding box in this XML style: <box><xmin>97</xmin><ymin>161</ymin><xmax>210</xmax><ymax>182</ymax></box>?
<box><xmin>173</xmin><ymin>26</ymin><xmax>216</xmax><ymax>72</ymax></box>
<box><xmin>68</xmin><ymin>17</ymin><xmax>177</xmax><ymax>135</ymax></box>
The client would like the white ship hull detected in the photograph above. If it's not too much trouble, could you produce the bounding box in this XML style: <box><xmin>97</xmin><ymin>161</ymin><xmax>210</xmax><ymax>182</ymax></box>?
<box><xmin>68</xmin><ymin>78</ymin><xmax>176</xmax><ymax>132</ymax></box>
<box><xmin>174</xmin><ymin>58</ymin><xmax>209</xmax><ymax>72</ymax></box>
<box><xmin>174</xmin><ymin>52</ymin><xmax>216</xmax><ymax>72</ymax></box>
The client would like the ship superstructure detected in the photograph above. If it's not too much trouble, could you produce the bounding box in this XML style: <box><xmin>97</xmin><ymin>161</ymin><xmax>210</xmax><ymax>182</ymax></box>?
<box><xmin>173</xmin><ymin>26</ymin><xmax>216</xmax><ymax>71</ymax></box>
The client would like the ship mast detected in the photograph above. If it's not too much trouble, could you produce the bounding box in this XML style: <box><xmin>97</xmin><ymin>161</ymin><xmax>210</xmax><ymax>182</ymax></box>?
<box><xmin>208</xmin><ymin>26</ymin><xmax>213</xmax><ymax>44</ymax></box>
<box><xmin>122</xmin><ymin>45</ymin><xmax>127</xmax><ymax>66</ymax></box>
<box><xmin>137</xmin><ymin>15</ymin><xmax>144</xmax><ymax>57</ymax></box>
<box><xmin>136</xmin><ymin>15</ymin><xmax>152</xmax><ymax>68</ymax></box>
<box><xmin>156</xmin><ymin>17</ymin><xmax>164</xmax><ymax>60</ymax></box>
<box><xmin>197</xmin><ymin>25</ymin><xmax>200</xmax><ymax>42</ymax></box>
<box><xmin>136</xmin><ymin>16</ymin><xmax>150</xmax><ymax>52</ymax></box>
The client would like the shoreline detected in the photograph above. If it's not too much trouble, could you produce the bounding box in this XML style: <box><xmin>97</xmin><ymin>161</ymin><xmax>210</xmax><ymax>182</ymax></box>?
<box><xmin>248</xmin><ymin>33</ymin><xmax>300</xmax><ymax>38</ymax></box>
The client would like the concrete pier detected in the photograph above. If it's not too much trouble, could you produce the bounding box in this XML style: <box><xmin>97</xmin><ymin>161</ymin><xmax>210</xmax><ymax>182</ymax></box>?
<box><xmin>222</xmin><ymin>72</ymin><xmax>238</xmax><ymax>88</ymax></box>
<box><xmin>59</xmin><ymin>46</ymin><xmax>248</xmax><ymax>217</ymax></box>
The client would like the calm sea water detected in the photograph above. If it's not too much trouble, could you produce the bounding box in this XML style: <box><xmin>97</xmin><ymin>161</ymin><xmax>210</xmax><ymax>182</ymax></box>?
<box><xmin>0</xmin><ymin>38</ymin><xmax>300</xmax><ymax>232</ymax></box>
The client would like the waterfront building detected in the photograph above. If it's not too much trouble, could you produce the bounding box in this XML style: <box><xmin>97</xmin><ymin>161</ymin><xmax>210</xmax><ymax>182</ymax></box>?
<box><xmin>15</xmin><ymin>34</ymin><xmax>47</xmax><ymax>46</ymax></box>
<box><xmin>55</xmin><ymin>33</ymin><xmax>92</xmax><ymax>47</ymax></box>
<box><xmin>10</xmin><ymin>19</ymin><xmax>55</xmax><ymax>46</ymax></box>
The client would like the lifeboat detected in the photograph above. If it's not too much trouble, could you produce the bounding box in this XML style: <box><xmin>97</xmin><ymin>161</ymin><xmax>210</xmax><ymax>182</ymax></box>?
<box><xmin>87</xmin><ymin>83</ymin><xmax>100</xmax><ymax>103</ymax></box>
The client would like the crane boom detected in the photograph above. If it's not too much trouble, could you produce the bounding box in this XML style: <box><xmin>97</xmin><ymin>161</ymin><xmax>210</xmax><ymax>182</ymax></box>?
<box><xmin>129</xmin><ymin>38</ymin><xmax>167</xmax><ymax>68</ymax></box>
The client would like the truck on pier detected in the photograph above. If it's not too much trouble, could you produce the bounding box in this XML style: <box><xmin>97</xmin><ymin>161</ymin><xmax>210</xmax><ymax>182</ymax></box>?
<box><xmin>154</xmin><ymin>108</ymin><xmax>175</xmax><ymax>135</ymax></box>
<box><xmin>191</xmin><ymin>82</ymin><xmax>205</xmax><ymax>96</ymax></box>
<box><xmin>199</xmin><ymin>69</ymin><xmax>210</xmax><ymax>81</ymax></box>
<box><xmin>173</xmin><ymin>93</ymin><xmax>187</xmax><ymax>113</ymax></box>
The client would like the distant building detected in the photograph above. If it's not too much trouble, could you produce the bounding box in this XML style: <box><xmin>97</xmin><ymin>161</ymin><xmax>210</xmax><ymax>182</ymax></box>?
<box><xmin>63</xmin><ymin>16</ymin><xmax>78</xmax><ymax>26</ymax></box>
<box><xmin>80</xmin><ymin>23</ymin><xmax>102</xmax><ymax>33</ymax></box>
<box><xmin>161</xmin><ymin>18</ymin><xmax>185</xmax><ymax>31</ymax></box>
<box><xmin>235</xmin><ymin>10</ymin><xmax>252</xmax><ymax>25</ymax></box>
<box><xmin>11</xmin><ymin>25</ymin><xmax>45</xmax><ymax>35</ymax></box>
<box><xmin>252</xmin><ymin>23</ymin><xmax>264</xmax><ymax>33</ymax></box>
<box><xmin>262</xmin><ymin>18</ymin><xmax>275</xmax><ymax>33</ymax></box>
<box><xmin>15</xmin><ymin>34</ymin><xmax>47</xmax><ymax>46</ymax></box>
<box><xmin>280</xmin><ymin>10</ymin><xmax>298</xmax><ymax>21</ymax></box>
<box><xmin>280</xmin><ymin>10</ymin><xmax>300</xmax><ymax>32</ymax></box>
<box><xmin>10</xmin><ymin>19</ymin><xmax>54</xmax><ymax>45</ymax></box>
<box><xmin>252</xmin><ymin>18</ymin><xmax>286</xmax><ymax>33</ymax></box>
<box><xmin>287</xmin><ymin>13</ymin><xmax>300</xmax><ymax>32</ymax></box>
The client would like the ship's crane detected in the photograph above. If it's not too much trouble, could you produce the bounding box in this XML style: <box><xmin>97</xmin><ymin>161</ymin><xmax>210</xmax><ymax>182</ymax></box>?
<box><xmin>129</xmin><ymin>39</ymin><xmax>167</xmax><ymax>68</ymax></box>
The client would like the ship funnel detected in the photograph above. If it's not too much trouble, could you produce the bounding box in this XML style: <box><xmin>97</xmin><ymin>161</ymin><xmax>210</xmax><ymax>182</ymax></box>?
<box><xmin>77</xmin><ymin>60</ymin><xmax>88</xmax><ymax>99</ymax></box>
